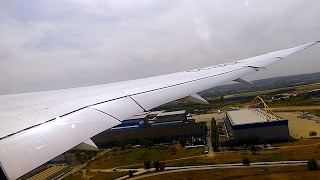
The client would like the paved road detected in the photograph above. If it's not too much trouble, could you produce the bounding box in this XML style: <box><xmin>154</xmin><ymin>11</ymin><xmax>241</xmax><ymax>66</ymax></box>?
<box><xmin>56</xmin><ymin>149</ymin><xmax>111</xmax><ymax>180</ymax></box>
<box><xmin>193</xmin><ymin>113</ymin><xmax>218</xmax><ymax>157</ymax></box>
<box><xmin>193</xmin><ymin>113</ymin><xmax>225</xmax><ymax>158</ymax></box>
<box><xmin>127</xmin><ymin>161</ymin><xmax>307</xmax><ymax>180</ymax></box>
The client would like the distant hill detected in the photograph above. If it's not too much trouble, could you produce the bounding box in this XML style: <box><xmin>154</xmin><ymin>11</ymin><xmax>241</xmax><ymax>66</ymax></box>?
<box><xmin>201</xmin><ymin>72</ymin><xmax>320</xmax><ymax>98</ymax></box>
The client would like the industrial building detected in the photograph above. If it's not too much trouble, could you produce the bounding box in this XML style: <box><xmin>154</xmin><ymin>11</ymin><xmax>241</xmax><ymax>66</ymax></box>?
<box><xmin>110</xmin><ymin>114</ymin><xmax>148</xmax><ymax>131</ymax></box>
<box><xmin>154</xmin><ymin>110</ymin><xmax>186</xmax><ymax>123</ymax></box>
<box><xmin>109</xmin><ymin>110</ymin><xmax>187</xmax><ymax>131</ymax></box>
<box><xmin>224</xmin><ymin>109</ymin><xmax>290</xmax><ymax>140</ymax></box>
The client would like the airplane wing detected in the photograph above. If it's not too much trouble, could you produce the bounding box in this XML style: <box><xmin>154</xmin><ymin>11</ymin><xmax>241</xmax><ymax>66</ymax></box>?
<box><xmin>0</xmin><ymin>41</ymin><xmax>318</xmax><ymax>180</ymax></box>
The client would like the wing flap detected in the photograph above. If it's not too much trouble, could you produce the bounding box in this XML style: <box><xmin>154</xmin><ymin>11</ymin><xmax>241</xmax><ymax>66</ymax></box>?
<box><xmin>91</xmin><ymin>97</ymin><xmax>145</xmax><ymax>120</ymax></box>
<box><xmin>0</xmin><ymin>108</ymin><xmax>120</xmax><ymax>180</ymax></box>
<box><xmin>181</xmin><ymin>94</ymin><xmax>209</xmax><ymax>104</ymax></box>
<box><xmin>73</xmin><ymin>139</ymin><xmax>99</xmax><ymax>151</ymax></box>
<box><xmin>131</xmin><ymin>67</ymin><xmax>255</xmax><ymax>110</ymax></box>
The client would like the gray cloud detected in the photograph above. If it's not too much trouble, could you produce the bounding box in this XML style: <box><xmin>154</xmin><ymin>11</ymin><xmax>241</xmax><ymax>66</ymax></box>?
<box><xmin>0</xmin><ymin>0</ymin><xmax>319</xmax><ymax>94</ymax></box>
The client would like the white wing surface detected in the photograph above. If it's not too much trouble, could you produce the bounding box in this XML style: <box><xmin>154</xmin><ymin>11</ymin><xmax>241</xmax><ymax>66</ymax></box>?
<box><xmin>0</xmin><ymin>41</ymin><xmax>318</xmax><ymax>180</ymax></box>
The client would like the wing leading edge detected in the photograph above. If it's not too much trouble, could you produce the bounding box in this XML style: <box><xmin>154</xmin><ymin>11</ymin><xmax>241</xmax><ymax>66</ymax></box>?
<box><xmin>0</xmin><ymin>41</ymin><xmax>318</xmax><ymax>180</ymax></box>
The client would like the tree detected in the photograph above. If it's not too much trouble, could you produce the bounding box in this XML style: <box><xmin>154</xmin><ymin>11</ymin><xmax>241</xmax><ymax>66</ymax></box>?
<box><xmin>169</xmin><ymin>146</ymin><xmax>177</xmax><ymax>155</ymax></box>
<box><xmin>242</xmin><ymin>157</ymin><xmax>250</xmax><ymax>166</ymax></box>
<box><xmin>250</xmin><ymin>144</ymin><xmax>256</xmax><ymax>153</ymax></box>
<box><xmin>119</xmin><ymin>142</ymin><xmax>126</xmax><ymax>150</ymax></box>
<box><xmin>309</xmin><ymin>131</ymin><xmax>317</xmax><ymax>138</ymax></box>
<box><xmin>125</xmin><ymin>144</ymin><xmax>133</xmax><ymax>152</ymax></box>
<box><xmin>112</xmin><ymin>147</ymin><xmax>121</xmax><ymax>155</ymax></box>
<box><xmin>307</xmin><ymin>159</ymin><xmax>319</xmax><ymax>170</ymax></box>
<box><xmin>75</xmin><ymin>151</ymin><xmax>83</xmax><ymax>163</ymax></box>
<box><xmin>179</xmin><ymin>138</ymin><xmax>187</xmax><ymax>148</ymax></box>
<box><xmin>159</xmin><ymin>162</ymin><xmax>166</xmax><ymax>171</ymax></box>
<box><xmin>146</xmin><ymin>141</ymin><xmax>153</xmax><ymax>149</ymax></box>
<box><xmin>144</xmin><ymin>160</ymin><xmax>151</xmax><ymax>169</ymax></box>
<box><xmin>154</xmin><ymin>161</ymin><xmax>160</xmax><ymax>171</ymax></box>
<box><xmin>128</xmin><ymin>170</ymin><xmax>134</xmax><ymax>177</ymax></box>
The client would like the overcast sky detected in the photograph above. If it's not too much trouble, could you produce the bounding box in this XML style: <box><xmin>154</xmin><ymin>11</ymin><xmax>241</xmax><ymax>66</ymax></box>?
<box><xmin>0</xmin><ymin>0</ymin><xmax>319</xmax><ymax>94</ymax></box>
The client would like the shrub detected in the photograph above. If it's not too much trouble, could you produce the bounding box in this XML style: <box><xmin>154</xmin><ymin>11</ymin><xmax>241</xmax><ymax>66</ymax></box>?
<box><xmin>242</xmin><ymin>157</ymin><xmax>250</xmax><ymax>166</ymax></box>
<box><xmin>154</xmin><ymin>161</ymin><xmax>160</xmax><ymax>171</ymax></box>
<box><xmin>307</xmin><ymin>159</ymin><xmax>319</xmax><ymax>171</ymax></box>
<box><xmin>144</xmin><ymin>160</ymin><xmax>151</xmax><ymax>169</ymax></box>
<box><xmin>160</xmin><ymin>162</ymin><xmax>166</xmax><ymax>171</ymax></box>
<box><xmin>309</xmin><ymin>131</ymin><xmax>317</xmax><ymax>138</ymax></box>
<box><xmin>128</xmin><ymin>170</ymin><xmax>134</xmax><ymax>177</ymax></box>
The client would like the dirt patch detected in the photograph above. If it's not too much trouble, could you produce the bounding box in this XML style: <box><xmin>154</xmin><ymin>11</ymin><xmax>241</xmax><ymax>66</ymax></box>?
<box><xmin>274</xmin><ymin>111</ymin><xmax>320</xmax><ymax>139</ymax></box>
<box><xmin>193</xmin><ymin>113</ymin><xmax>225</xmax><ymax>123</ymax></box>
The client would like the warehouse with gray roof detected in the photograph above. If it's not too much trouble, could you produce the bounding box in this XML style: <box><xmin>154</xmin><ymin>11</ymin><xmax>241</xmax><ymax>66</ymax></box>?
<box><xmin>224</xmin><ymin>109</ymin><xmax>290</xmax><ymax>140</ymax></box>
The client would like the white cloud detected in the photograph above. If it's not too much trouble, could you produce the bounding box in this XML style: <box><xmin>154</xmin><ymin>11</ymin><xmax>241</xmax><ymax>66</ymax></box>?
<box><xmin>195</xmin><ymin>16</ymin><xmax>210</xmax><ymax>42</ymax></box>
<box><xmin>0</xmin><ymin>0</ymin><xmax>320</xmax><ymax>94</ymax></box>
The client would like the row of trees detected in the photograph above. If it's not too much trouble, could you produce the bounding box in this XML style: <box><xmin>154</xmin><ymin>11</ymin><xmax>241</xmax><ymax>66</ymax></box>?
<box><xmin>309</xmin><ymin>131</ymin><xmax>318</xmax><ymax>138</ymax></box>
<box><xmin>243</xmin><ymin>157</ymin><xmax>318</xmax><ymax>171</ymax></box>
<box><xmin>211</xmin><ymin>117</ymin><xmax>219</xmax><ymax>150</ymax></box>
<box><xmin>211</xmin><ymin>118</ymin><xmax>260</xmax><ymax>149</ymax></box>
<box><xmin>144</xmin><ymin>160</ymin><xmax>165</xmax><ymax>171</ymax></box>
<box><xmin>98</xmin><ymin>133</ymin><xmax>205</xmax><ymax>150</ymax></box>
<box><xmin>74</xmin><ymin>150</ymin><xmax>97</xmax><ymax>164</ymax></box>
<box><xmin>220</xmin><ymin>136</ymin><xmax>260</xmax><ymax>148</ymax></box>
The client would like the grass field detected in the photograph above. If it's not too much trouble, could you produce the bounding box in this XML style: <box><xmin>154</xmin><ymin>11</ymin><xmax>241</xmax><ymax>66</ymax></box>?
<box><xmin>77</xmin><ymin>138</ymin><xmax>320</xmax><ymax>180</ymax></box>
<box><xmin>229</xmin><ymin>83</ymin><xmax>320</xmax><ymax>99</ymax></box>
<box><xmin>85</xmin><ymin>138</ymin><xmax>320</xmax><ymax>170</ymax></box>
<box><xmin>163</xmin><ymin>138</ymin><xmax>320</xmax><ymax>167</ymax></box>
<box><xmin>70</xmin><ymin>131</ymin><xmax>320</xmax><ymax>180</ymax></box>
<box><xmin>86</xmin><ymin>145</ymin><xmax>204</xmax><ymax>169</ymax></box>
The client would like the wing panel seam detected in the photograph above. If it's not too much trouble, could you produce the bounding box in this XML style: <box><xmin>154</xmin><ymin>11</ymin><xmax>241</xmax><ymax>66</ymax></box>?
<box><xmin>87</xmin><ymin>107</ymin><xmax>122</xmax><ymax>122</ymax></box>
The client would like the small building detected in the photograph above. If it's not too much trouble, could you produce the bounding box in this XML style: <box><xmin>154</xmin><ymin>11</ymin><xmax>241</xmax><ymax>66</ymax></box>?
<box><xmin>186</xmin><ymin>117</ymin><xmax>195</xmax><ymax>124</ymax></box>
<box><xmin>109</xmin><ymin>110</ymin><xmax>187</xmax><ymax>131</ymax></box>
<box><xmin>224</xmin><ymin>109</ymin><xmax>290</xmax><ymax>140</ymax></box>
<box><xmin>110</xmin><ymin>114</ymin><xmax>148</xmax><ymax>131</ymax></box>
<box><xmin>155</xmin><ymin>110</ymin><xmax>186</xmax><ymax>123</ymax></box>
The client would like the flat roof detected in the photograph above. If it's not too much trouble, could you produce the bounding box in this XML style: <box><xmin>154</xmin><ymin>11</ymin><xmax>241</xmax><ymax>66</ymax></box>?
<box><xmin>227</xmin><ymin>109</ymin><xmax>282</xmax><ymax>125</ymax></box>
<box><xmin>135</xmin><ymin>110</ymin><xmax>166</xmax><ymax>116</ymax></box>
<box><xmin>157</xmin><ymin>110</ymin><xmax>186</xmax><ymax>117</ymax></box>
<box><xmin>124</xmin><ymin>114</ymin><xmax>148</xmax><ymax>120</ymax></box>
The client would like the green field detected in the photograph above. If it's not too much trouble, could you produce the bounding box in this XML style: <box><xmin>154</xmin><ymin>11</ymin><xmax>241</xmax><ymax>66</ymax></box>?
<box><xmin>227</xmin><ymin>83</ymin><xmax>320</xmax><ymax>98</ymax></box>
